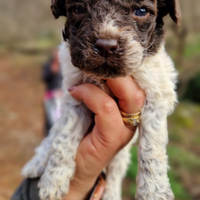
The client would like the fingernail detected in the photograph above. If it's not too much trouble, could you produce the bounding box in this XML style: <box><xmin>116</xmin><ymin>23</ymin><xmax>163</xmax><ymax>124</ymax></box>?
<box><xmin>68</xmin><ymin>86</ymin><xmax>77</xmax><ymax>92</ymax></box>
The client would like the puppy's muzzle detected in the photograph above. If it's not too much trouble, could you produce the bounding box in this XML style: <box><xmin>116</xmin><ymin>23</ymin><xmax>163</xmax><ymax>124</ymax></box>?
<box><xmin>94</xmin><ymin>39</ymin><xmax>119</xmax><ymax>58</ymax></box>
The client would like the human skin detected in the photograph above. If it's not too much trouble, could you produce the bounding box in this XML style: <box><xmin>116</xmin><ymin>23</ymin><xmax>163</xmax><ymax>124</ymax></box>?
<box><xmin>64</xmin><ymin>76</ymin><xmax>145</xmax><ymax>200</ymax></box>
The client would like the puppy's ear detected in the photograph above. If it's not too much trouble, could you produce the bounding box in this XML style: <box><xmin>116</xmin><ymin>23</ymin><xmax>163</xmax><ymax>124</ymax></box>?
<box><xmin>51</xmin><ymin>0</ymin><xmax>67</xmax><ymax>19</ymax></box>
<box><xmin>158</xmin><ymin>0</ymin><xmax>181</xmax><ymax>25</ymax></box>
<box><xmin>167</xmin><ymin>0</ymin><xmax>181</xmax><ymax>24</ymax></box>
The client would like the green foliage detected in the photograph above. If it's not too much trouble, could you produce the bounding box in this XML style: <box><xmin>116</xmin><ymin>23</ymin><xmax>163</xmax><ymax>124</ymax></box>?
<box><xmin>168</xmin><ymin>146</ymin><xmax>200</xmax><ymax>172</ymax></box>
<box><xmin>167</xmin><ymin>145</ymin><xmax>200</xmax><ymax>199</ymax></box>
<box><xmin>126</xmin><ymin>146</ymin><xmax>137</xmax><ymax>198</ymax></box>
<box><xmin>169</xmin><ymin>111</ymin><xmax>194</xmax><ymax>129</ymax></box>
<box><xmin>168</xmin><ymin>170</ymin><xmax>190</xmax><ymax>200</ymax></box>
<box><xmin>168</xmin><ymin>103</ymin><xmax>200</xmax><ymax>148</ymax></box>
<box><xmin>192</xmin><ymin>135</ymin><xmax>200</xmax><ymax>145</ymax></box>
<box><xmin>128</xmin><ymin>181</ymin><xmax>136</xmax><ymax>197</ymax></box>
<box><xmin>182</xmin><ymin>73</ymin><xmax>200</xmax><ymax>103</ymax></box>
<box><xmin>184</xmin><ymin>42</ymin><xmax>200</xmax><ymax>58</ymax></box>
<box><xmin>126</xmin><ymin>146</ymin><xmax>138</xmax><ymax>179</ymax></box>
<box><xmin>169</xmin><ymin>130</ymin><xmax>183</xmax><ymax>143</ymax></box>
<box><xmin>125</xmin><ymin>144</ymin><xmax>200</xmax><ymax>200</ymax></box>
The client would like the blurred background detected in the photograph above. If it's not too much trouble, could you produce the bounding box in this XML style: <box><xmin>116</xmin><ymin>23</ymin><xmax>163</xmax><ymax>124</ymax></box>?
<box><xmin>0</xmin><ymin>0</ymin><xmax>199</xmax><ymax>200</ymax></box>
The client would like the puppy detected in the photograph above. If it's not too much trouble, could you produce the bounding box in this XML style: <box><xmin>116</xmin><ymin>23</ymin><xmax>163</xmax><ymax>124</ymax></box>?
<box><xmin>21</xmin><ymin>0</ymin><xmax>181</xmax><ymax>200</ymax></box>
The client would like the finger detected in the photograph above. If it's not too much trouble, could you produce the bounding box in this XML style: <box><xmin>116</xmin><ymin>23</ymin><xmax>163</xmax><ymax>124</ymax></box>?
<box><xmin>69</xmin><ymin>84</ymin><xmax>119</xmax><ymax>116</ymax></box>
<box><xmin>69</xmin><ymin>84</ymin><xmax>122</xmax><ymax>134</ymax></box>
<box><xmin>107</xmin><ymin>76</ymin><xmax>145</xmax><ymax>113</ymax></box>
<box><xmin>69</xmin><ymin>84</ymin><xmax>132</xmax><ymax>145</ymax></box>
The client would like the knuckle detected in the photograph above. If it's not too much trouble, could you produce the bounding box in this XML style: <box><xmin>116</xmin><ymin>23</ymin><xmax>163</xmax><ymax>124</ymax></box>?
<box><xmin>102</xmin><ymin>98</ymin><xmax>117</xmax><ymax>115</ymax></box>
<box><xmin>133</xmin><ymin>90</ymin><xmax>146</xmax><ymax>104</ymax></box>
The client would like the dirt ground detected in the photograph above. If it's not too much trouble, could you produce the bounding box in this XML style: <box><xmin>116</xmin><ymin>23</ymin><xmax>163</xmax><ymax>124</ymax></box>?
<box><xmin>0</xmin><ymin>53</ymin><xmax>44</xmax><ymax>200</ymax></box>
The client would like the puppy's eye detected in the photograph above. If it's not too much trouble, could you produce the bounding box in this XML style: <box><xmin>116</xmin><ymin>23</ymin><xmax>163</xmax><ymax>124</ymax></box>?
<box><xmin>73</xmin><ymin>6</ymin><xmax>86</xmax><ymax>15</ymax></box>
<box><xmin>134</xmin><ymin>8</ymin><xmax>148</xmax><ymax>17</ymax></box>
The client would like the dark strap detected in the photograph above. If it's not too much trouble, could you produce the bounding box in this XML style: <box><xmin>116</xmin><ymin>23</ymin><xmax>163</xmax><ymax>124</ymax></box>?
<box><xmin>11</xmin><ymin>173</ymin><xmax>106</xmax><ymax>200</ymax></box>
<box><xmin>10</xmin><ymin>178</ymin><xmax>40</xmax><ymax>200</ymax></box>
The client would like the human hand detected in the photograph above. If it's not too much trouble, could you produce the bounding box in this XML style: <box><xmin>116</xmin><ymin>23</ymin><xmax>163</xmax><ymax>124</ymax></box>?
<box><xmin>64</xmin><ymin>76</ymin><xmax>145</xmax><ymax>200</ymax></box>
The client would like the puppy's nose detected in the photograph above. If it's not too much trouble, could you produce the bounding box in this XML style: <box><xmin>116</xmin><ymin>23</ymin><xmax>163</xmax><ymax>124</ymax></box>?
<box><xmin>94</xmin><ymin>39</ymin><xmax>118</xmax><ymax>57</ymax></box>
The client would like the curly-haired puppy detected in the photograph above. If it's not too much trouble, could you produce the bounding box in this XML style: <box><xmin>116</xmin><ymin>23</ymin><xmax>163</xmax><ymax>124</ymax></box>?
<box><xmin>21</xmin><ymin>0</ymin><xmax>181</xmax><ymax>200</ymax></box>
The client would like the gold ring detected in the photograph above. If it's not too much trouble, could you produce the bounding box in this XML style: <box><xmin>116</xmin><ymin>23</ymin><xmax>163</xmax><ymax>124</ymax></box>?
<box><xmin>120</xmin><ymin>109</ymin><xmax>141</xmax><ymax>126</ymax></box>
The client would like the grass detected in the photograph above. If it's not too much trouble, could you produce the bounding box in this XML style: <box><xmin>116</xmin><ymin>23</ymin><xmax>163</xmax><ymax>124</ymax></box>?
<box><xmin>183</xmin><ymin>35</ymin><xmax>200</xmax><ymax>59</ymax></box>
<box><xmin>125</xmin><ymin>146</ymin><xmax>192</xmax><ymax>199</ymax></box>
<box><xmin>168</xmin><ymin>146</ymin><xmax>200</xmax><ymax>172</ymax></box>
<box><xmin>184</xmin><ymin>42</ymin><xmax>200</xmax><ymax>58</ymax></box>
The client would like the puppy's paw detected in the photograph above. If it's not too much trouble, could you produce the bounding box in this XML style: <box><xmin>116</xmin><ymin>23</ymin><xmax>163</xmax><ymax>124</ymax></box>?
<box><xmin>21</xmin><ymin>156</ymin><xmax>47</xmax><ymax>178</ymax></box>
<box><xmin>38</xmin><ymin>166</ymin><xmax>73</xmax><ymax>200</ymax></box>
<box><xmin>39</xmin><ymin>178</ymin><xmax>68</xmax><ymax>200</ymax></box>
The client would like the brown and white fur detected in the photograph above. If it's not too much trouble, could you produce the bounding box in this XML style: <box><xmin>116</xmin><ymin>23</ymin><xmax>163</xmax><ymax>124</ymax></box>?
<box><xmin>21</xmin><ymin>0</ymin><xmax>181</xmax><ymax>200</ymax></box>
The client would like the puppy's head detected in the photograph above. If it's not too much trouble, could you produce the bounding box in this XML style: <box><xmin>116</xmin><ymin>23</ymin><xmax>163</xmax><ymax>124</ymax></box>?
<box><xmin>51</xmin><ymin>0</ymin><xmax>181</xmax><ymax>78</ymax></box>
